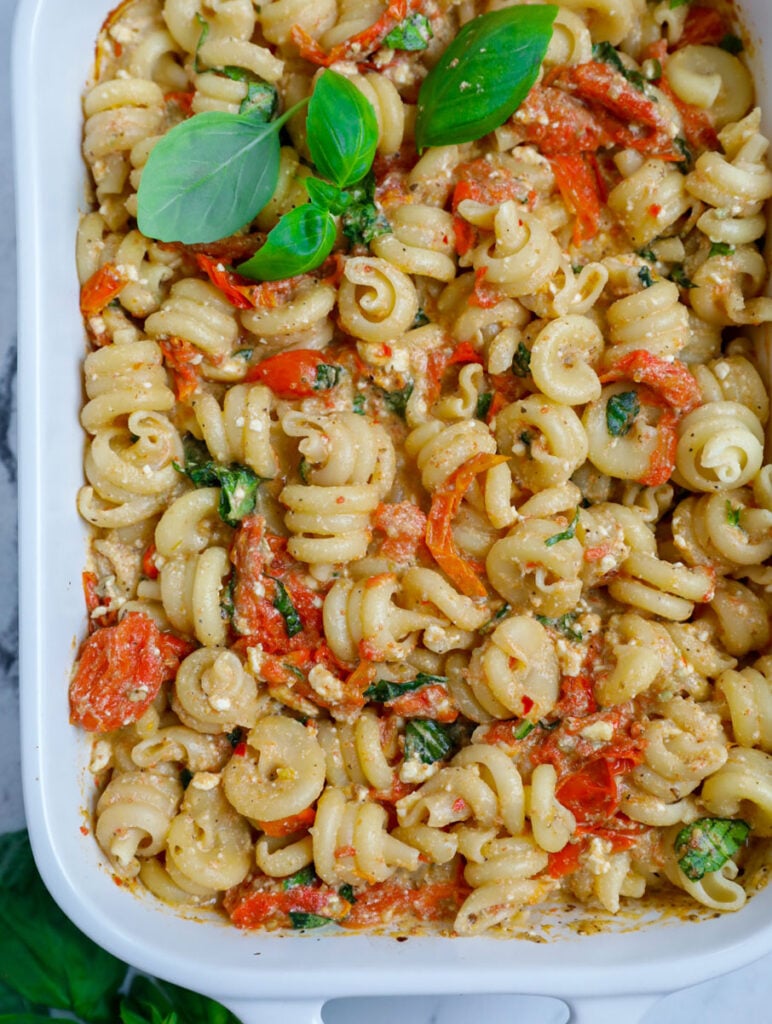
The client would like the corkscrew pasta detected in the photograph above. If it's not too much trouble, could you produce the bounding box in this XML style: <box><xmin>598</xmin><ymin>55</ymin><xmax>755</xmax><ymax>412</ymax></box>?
<box><xmin>73</xmin><ymin>0</ymin><xmax>772</xmax><ymax>937</ymax></box>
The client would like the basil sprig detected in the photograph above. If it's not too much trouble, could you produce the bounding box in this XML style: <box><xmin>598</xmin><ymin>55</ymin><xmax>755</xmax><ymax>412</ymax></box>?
<box><xmin>674</xmin><ymin>818</ymin><xmax>750</xmax><ymax>881</ymax></box>
<box><xmin>138</xmin><ymin>101</ymin><xmax>302</xmax><ymax>244</ymax></box>
<box><xmin>414</xmin><ymin>5</ymin><xmax>557</xmax><ymax>151</ymax></box>
<box><xmin>365</xmin><ymin>672</ymin><xmax>447</xmax><ymax>703</ymax></box>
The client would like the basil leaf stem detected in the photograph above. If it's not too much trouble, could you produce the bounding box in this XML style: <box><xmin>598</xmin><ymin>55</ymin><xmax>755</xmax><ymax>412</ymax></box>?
<box><xmin>414</xmin><ymin>5</ymin><xmax>558</xmax><ymax>151</ymax></box>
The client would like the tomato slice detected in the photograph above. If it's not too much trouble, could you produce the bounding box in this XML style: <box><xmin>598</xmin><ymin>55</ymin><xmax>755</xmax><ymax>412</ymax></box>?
<box><xmin>257</xmin><ymin>807</ymin><xmax>316</xmax><ymax>837</ymax></box>
<box><xmin>69</xmin><ymin>612</ymin><xmax>191</xmax><ymax>732</ymax></box>
<box><xmin>600</xmin><ymin>350</ymin><xmax>701</xmax><ymax>415</ymax></box>
<box><xmin>245</xmin><ymin>349</ymin><xmax>329</xmax><ymax>399</ymax></box>
<box><xmin>80</xmin><ymin>262</ymin><xmax>128</xmax><ymax>320</ymax></box>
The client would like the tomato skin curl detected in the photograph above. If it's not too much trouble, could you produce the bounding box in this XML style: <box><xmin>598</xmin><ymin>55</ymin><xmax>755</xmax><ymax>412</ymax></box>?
<box><xmin>69</xmin><ymin>612</ymin><xmax>192</xmax><ymax>732</ymax></box>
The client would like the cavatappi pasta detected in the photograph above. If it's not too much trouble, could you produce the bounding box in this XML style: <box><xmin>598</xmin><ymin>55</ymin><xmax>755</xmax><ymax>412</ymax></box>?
<box><xmin>73</xmin><ymin>0</ymin><xmax>772</xmax><ymax>936</ymax></box>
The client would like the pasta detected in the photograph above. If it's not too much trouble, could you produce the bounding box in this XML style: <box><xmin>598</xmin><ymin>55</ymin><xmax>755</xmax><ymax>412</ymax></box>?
<box><xmin>74</xmin><ymin>0</ymin><xmax>772</xmax><ymax>938</ymax></box>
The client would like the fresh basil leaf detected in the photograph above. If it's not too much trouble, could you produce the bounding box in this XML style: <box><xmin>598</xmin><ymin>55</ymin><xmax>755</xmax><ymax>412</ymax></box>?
<box><xmin>726</xmin><ymin>501</ymin><xmax>743</xmax><ymax>528</ymax></box>
<box><xmin>405</xmin><ymin>720</ymin><xmax>455</xmax><ymax>764</ymax></box>
<box><xmin>606</xmin><ymin>390</ymin><xmax>640</xmax><ymax>437</ymax></box>
<box><xmin>307</xmin><ymin>70</ymin><xmax>379</xmax><ymax>188</ymax></box>
<box><xmin>674</xmin><ymin>817</ymin><xmax>750</xmax><ymax>881</ymax></box>
<box><xmin>719</xmin><ymin>33</ymin><xmax>743</xmax><ymax>54</ymax></box>
<box><xmin>238</xmin><ymin>81</ymin><xmax>279</xmax><ymax>119</ymax></box>
<box><xmin>638</xmin><ymin>265</ymin><xmax>654</xmax><ymax>288</ymax></box>
<box><xmin>544</xmin><ymin>509</ymin><xmax>579</xmax><ymax>547</ymax></box>
<box><xmin>138</xmin><ymin>111</ymin><xmax>284</xmax><ymax>244</ymax></box>
<box><xmin>365</xmin><ymin>672</ymin><xmax>447</xmax><ymax>703</ymax></box>
<box><xmin>125</xmin><ymin>975</ymin><xmax>239</xmax><ymax>1024</ymax></box>
<box><xmin>178</xmin><ymin>436</ymin><xmax>260</xmax><ymax>526</ymax></box>
<box><xmin>0</xmin><ymin>831</ymin><xmax>127</xmax><ymax>1023</ymax></box>
<box><xmin>298</xmin><ymin>456</ymin><xmax>311</xmax><ymax>484</ymax></box>
<box><xmin>283</xmin><ymin>865</ymin><xmax>317</xmax><ymax>890</ymax></box>
<box><xmin>271</xmin><ymin>578</ymin><xmax>303</xmax><ymax>638</ymax></box>
<box><xmin>476</xmin><ymin>391</ymin><xmax>493</xmax><ymax>421</ymax></box>
<box><xmin>709</xmin><ymin>241</ymin><xmax>734</xmax><ymax>258</ymax></box>
<box><xmin>0</xmin><ymin>1016</ymin><xmax>58</xmax><ymax>1023</ymax></box>
<box><xmin>305</xmin><ymin>177</ymin><xmax>352</xmax><ymax>214</ymax></box>
<box><xmin>314</xmin><ymin>363</ymin><xmax>342</xmax><ymax>390</ymax></box>
<box><xmin>0</xmin><ymin>977</ymin><xmax>43</xmax><ymax>1015</ymax></box>
<box><xmin>376</xmin><ymin>381</ymin><xmax>414</xmax><ymax>418</ymax></box>
<box><xmin>237</xmin><ymin>203</ymin><xmax>337</xmax><ymax>281</ymax></box>
<box><xmin>535</xmin><ymin>613</ymin><xmax>583</xmax><ymax>642</ymax></box>
<box><xmin>671</xmin><ymin>264</ymin><xmax>696</xmax><ymax>289</ymax></box>
<box><xmin>384</xmin><ymin>12</ymin><xmax>433</xmax><ymax>51</ymax></box>
<box><xmin>221</xmin><ymin>572</ymin><xmax>236</xmax><ymax>623</ymax></box>
<box><xmin>479</xmin><ymin>603</ymin><xmax>511</xmax><ymax>635</ymax></box>
<box><xmin>511</xmin><ymin>341</ymin><xmax>531</xmax><ymax>377</ymax></box>
<box><xmin>339</xmin><ymin>884</ymin><xmax>357</xmax><ymax>904</ymax></box>
<box><xmin>415</xmin><ymin>5</ymin><xmax>558</xmax><ymax>150</ymax></box>
<box><xmin>289</xmin><ymin>911</ymin><xmax>332</xmax><ymax>930</ymax></box>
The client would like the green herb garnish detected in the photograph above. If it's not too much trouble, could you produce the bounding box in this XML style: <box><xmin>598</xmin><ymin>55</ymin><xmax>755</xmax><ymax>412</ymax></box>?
<box><xmin>479</xmin><ymin>603</ymin><xmax>511</xmax><ymax>635</ymax></box>
<box><xmin>414</xmin><ymin>6</ymin><xmax>557</xmax><ymax>150</ymax></box>
<box><xmin>176</xmin><ymin>435</ymin><xmax>261</xmax><ymax>527</ymax></box>
<box><xmin>353</xmin><ymin>394</ymin><xmax>366</xmax><ymax>415</ymax></box>
<box><xmin>476</xmin><ymin>391</ymin><xmax>494</xmax><ymax>421</ymax></box>
<box><xmin>314</xmin><ymin>363</ymin><xmax>342</xmax><ymax>390</ymax></box>
<box><xmin>638</xmin><ymin>265</ymin><xmax>654</xmax><ymax>288</ymax></box>
<box><xmin>377</xmin><ymin>381</ymin><xmax>414</xmax><ymax>418</ymax></box>
<box><xmin>365</xmin><ymin>672</ymin><xmax>447</xmax><ymax>703</ymax></box>
<box><xmin>384</xmin><ymin>12</ymin><xmax>433</xmax><ymax>50</ymax></box>
<box><xmin>413</xmin><ymin>308</ymin><xmax>430</xmax><ymax>327</ymax></box>
<box><xmin>535</xmin><ymin>613</ymin><xmax>584</xmax><ymax>642</ymax></box>
<box><xmin>288</xmin><ymin>911</ymin><xmax>332</xmax><ymax>930</ymax></box>
<box><xmin>544</xmin><ymin>509</ymin><xmax>579</xmax><ymax>547</ymax></box>
<box><xmin>674</xmin><ymin>136</ymin><xmax>693</xmax><ymax>173</ymax></box>
<box><xmin>709</xmin><ymin>241</ymin><xmax>735</xmax><ymax>258</ymax></box>
<box><xmin>674</xmin><ymin>817</ymin><xmax>750</xmax><ymax>881</ymax></box>
<box><xmin>512</xmin><ymin>341</ymin><xmax>532</xmax><ymax>377</ymax></box>
<box><xmin>237</xmin><ymin>203</ymin><xmax>338</xmax><ymax>281</ymax></box>
<box><xmin>404</xmin><ymin>719</ymin><xmax>456</xmax><ymax>764</ymax></box>
<box><xmin>637</xmin><ymin>247</ymin><xmax>656</xmax><ymax>262</ymax></box>
<box><xmin>592</xmin><ymin>41</ymin><xmax>647</xmax><ymax>91</ymax></box>
<box><xmin>606</xmin><ymin>390</ymin><xmax>640</xmax><ymax>437</ymax></box>
<box><xmin>671</xmin><ymin>264</ymin><xmax>696</xmax><ymax>289</ymax></box>
<box><xmin>519</xmin><ymin>430</ymin><xmax>533</xmax><ymax>457</ymax></box>
<box><xmin>238</xmin><ymin>80</ymin><xmax>279</xmax><ymax>119</ymax></box>
<box><xmin>283</xmin><ymin>865</ymin><xmax>317</xmax><ymax>890</ymax></box>
<box><xmin>271</xmin><ymin>578</ymin><xmax>303</xmax><ymax>638</ymax></box>
<box><xmin>726</xmin><ymin>501</ymin><xmax>743</xmax><ymax>528</ymax></box>
<box><xmin>719</xmin><ymin>33</ymin><xmax>743</xmax><ymax>53</ymax></box>
<box><xmin>513</xmin><ymin>720</ymin><xmax>535</xmax><ymax>740</ymax></box>
<box><xmin>339</xmin><ymin>884</ymin><xmax>357</xmax><ymax>904</ymax></box>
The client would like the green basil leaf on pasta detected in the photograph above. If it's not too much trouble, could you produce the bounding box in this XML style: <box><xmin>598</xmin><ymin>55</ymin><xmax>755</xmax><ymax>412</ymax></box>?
<box><xmin>305</xmin><ymin>177</ymin><xmax>352</xmax><ymax>214</ymax></box>
<box><xmin>238</xmin><ymin>81</ymin><xmax>279</xmax><ymax>120</ymax></box>
<box><xmin>544</xmin><ymin>509</ymin><xmax>579</xmax><ymax>547</ymax></box>
<box><xmin>177</xmin><ymin>436</ymin><xmax>261</xmax><ymax>526</ymax></box>
<box><xmin>404</xmin><ymin>720</ymin><xmax>455</xmax><ymax>764</ymax></box>
<box><xmin>123</xmin><ymin>974</ymin><xmax>239</xmax><ymax>1024</ymax></box>
<box><xmin>535</xmin><ymin>613</ymin><xmax>583</xmax><ymax>642</ymax></box>
<box><xmin>511</xmin><ymin>341</ymin><xmax>532</xmax><ymax>377</ymax></box>
<box><xmin>637</xmin><ymin>265</ymin><xmax>654</xmax><ymax>288</ymax></box>
<box><xmin>710</xmin><ymin>241</ymin><xmax>734</xmax><ymax>258</ymax></box>
<box><xmin>592</xmin><ymin>41</ymin><xmax>647</xmax><ymax>92</ymax></box>
<box><xmin>606</xmin><ymin>390</ymin><xmax>640</xmax><ymax>437</ymax></box>
<box><xmin>674</xmin><ymin>818</ymin><xmax>750</xmax><ymax>881</ymax></box>
<box><xmin>271</xmin><ymin>578</ymin><xmax>303</xmax><ymax>638</ymax></box>
<box><xmin>137</xmin><ymin>110</ymin><xmax>286</xmax><ymax>244</ymax></box>
<box><xmin>339</xmin><ymin>884</ymin><xmax>357</xmax><ymax>904</ymax></box>
<box><xmin>376</xmin><ymin>381</ymin><xmax>414</xmax><ymax>418</ymax></box>
<box><xmin>384</xmin><ymin>12</ymin><xmax>433</xmax><ymax>51</ymax></box>
<box><xmin>342</xmin><ymin>201</ymin><xmax>391</xmax><ymax>245</ymax></box>
<box><xmin>237</xmin><ymin>204</ymin><xmax>337</xmax><ymax>281</ymax></box>
<box><xmin>314</xmin><ymin>363</ymin><xmax>343</xmax><ymax>390</ymax></box>
<box><xmin>365</xmin><ymin>672</ymin><xmax>447</xmax><ymax>703</ymax></box>
<box><xmin>479</xmin><ymin>603</ymin><xmax>511</xmax><ymax>635</ymax></box>
<box><xmin>289</xmin><ymin>911</ymin><xmax>333</xmax><ymax>930</ymax></box>
<box><xmin>307</xmin><ymin>70</ymin><xmax>379</xmax><ymax>189</ymax></box>
<box><xmin>671</xmin><ymin>264</ymin><xmax>696</xmax><ymax>289</ymax></box>
<box><xmin>476</xmin><ymin>391</ymin><xmax>493</xmax><ymax>421</ymax></box>
<box><xmin>725</xmin><ymin>501</ymin><xmax>743</xmax><ymax>528</ymax></box>
<box><xmin>283</xmin><ymin>866</ymin><xmax>317</xmax><ymax>890</ymax></box>
<box><xmin>414</xmin><ymin>5</ymin><xmax>557</xmax><ymax>150</ymax></box>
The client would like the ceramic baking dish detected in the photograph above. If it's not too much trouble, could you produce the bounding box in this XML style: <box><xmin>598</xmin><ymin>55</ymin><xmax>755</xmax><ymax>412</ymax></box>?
<box><xmin>12</xmin><ymin>1</ymin><xmax>772</xmax><ymax>1021</ymax></box>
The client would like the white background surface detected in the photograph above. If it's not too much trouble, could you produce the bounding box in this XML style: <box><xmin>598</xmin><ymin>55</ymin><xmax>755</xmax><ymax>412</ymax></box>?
<box><xmin>1</xmin><ymin>0</ymin><xmax>771</xmax><ymax>1019</ymax></box>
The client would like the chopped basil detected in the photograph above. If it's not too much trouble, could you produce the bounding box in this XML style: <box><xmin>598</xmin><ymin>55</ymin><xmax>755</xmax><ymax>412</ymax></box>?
<box><xmin>726</xmin><ymin>501</ymin><xmax>743</xmax><ymax>528</ymax></box>
<box><xmin>176</xmin><ymin>435</ymin><xmax>261</xmax><ymax>527</ymax></box>
<box><xmin>476</xmin><ymin>391</ymin><xmax>494</xmax><ymax>421</ymax></box>
<box><xmin>709</xmin><ymin>241</ymin><xmax>735</xmax><ymax>258</ymax></box>
<box><xmin>384</xmin><ymin>12</ymin><xmax>433</xmax><ymax>50</ymax></box>
<box><xmin>365</xmin><ymin>672</ymin><xmax>447</xmax><ymax>703</ymax></box>
<box><xmin>352</xmin><ymin>394</ymin><xmax>366</xmax><ymax>415</ymax></box>
<box><xmin>238</xmin><ymin>81</ymin><xmax>279</xmax><ymax>119</ymax></box>
<box><xmin>283</xmin><ymin>661</ymin><xmax>306</xmax><ymax>679</ymax></box>
<box><xmin>519</xmin><ymin>430</ymin><xmax>533</xmax><ymax>457</ymax></box>
<box><xmin>606</xmin><ymin>390</ymin><xmax>640</xmax><ymax>437</ymax></box>
<box><xmin>298</xmin><ymin>456</ymin><xmax>311</xmax><ymax>484</ymax></box>
<box><xmin>340</xmin><ymin>170</ymin><xmax>391</xmax><ymax>245</ymax></box>
<box><xmin>413</xmin><ymin>308</ymin><xmax>430</xmax><ymax>328</ymax></box>
<box><xmin>514</xmin><ymin>720</ymin><xmax>535</xmax><ymax>740</ymax></box>
<box><xmin>283</xmin><ymin>866</ymin><xmax>317</xmax><ymax>890</ymax></box>
<box><xmin>637</xmin><ymin>247</ymin><xmax>657</xmax><ymax>262</ymax></box>
<box><xmin>535</xmin><ymin>612</ymin><xmax>583</xmax><ymax>642</ymax></box>
<box><xmin>405</xmin><ymin>719</ymin><xmax>456</xmax><ymax>764</ymax></box>
<box><xmin>637</xmin><ymin>265</ymin><xmax>654</xmax><ymax>289</ymax></box>
<box><xmin>227</xmin><ymin>726</ymin><xmax>244</xmax><ymax>747</ymax></box>
<box><xmin>339</xmin><ymin>884</ymin><xmax>357</xmax><ymax>904</ymax></box>
<box><xmin>314</xmin><ymin>363</ymin><xmax>342</xmax><ymax>390</ymax></box>
<box><xmin>592</xmin><ymin>40</ymin><xmax>647</xmax><ymax>91</ymax></box>
<box><xmin>221</xmin><ymin>572</ymin><xmax>236</xmax><ymax>623</ymax></box>
<box><xmin>671</xmin><ymin>264</ymin><xmax>696</xmax><ymax>289</ymax></box>
<box><xmin>479</xmin><ymin>603</ymin><xmax>511</xmax><ymax>635</ymax></box>
<box><xmin>271</xmin><ymin>578</ymin><xmax>303</xmax><ymax>638</ymax></box>
<box><xmin>179</xmin><ymin>767</ymin><xmax>193</xmax><ymax>789</ymax></box>
<box><xmin>289</xmin><ymin>911</ymin><xmax>332</xmax><ymax>930</ymax></box>
<box><xmin>674</xmin><ymin>136</ymin><xmax>693</xmax><ymax>173</ymax></box>
<box><xmin>544</xmin><ymin>509</ymin><xmax>579</xmax><ymax>547</ymax></box>
<box><xmin>719</xmin><ymin>33</ymin><xmax>743</xmax><ymax>54</ymax></box>
<box><xmin>674</xmin><ymin>817</ymin><xmax>750</xmax><ymax>881</ymax></box>
<box><xmin>512</xmin><ymin>341</ymin><xmax>532</xmax><ymax>377</ymax></box>
<box><xmin>377</xmin><ymin>381</ymin><xmax>414</xmax><ymax>418</ymax></box>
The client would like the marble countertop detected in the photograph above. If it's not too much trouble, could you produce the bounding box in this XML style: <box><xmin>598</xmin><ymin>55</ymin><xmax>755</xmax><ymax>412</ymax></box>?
<box><xmin>1</xmin><ymin>1</ymin><xmax>771</xmax><ymax>1019</ymax></box>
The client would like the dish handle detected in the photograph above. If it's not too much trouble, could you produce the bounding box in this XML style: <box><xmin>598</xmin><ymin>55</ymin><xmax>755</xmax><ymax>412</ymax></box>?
<box><xmin>562</xmin><ymin>993</ymin><xmax>661</xmax><ymax>1022</ymax></box>
<box><xmin>218</xmin><ymin>998</ymin><xmax>326</xmax><ymax>1024</ymax></box>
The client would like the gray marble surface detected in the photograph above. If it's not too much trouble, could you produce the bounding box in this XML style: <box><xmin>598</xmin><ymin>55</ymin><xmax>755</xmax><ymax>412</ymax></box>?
<box><xmin>1</xmin><ymin>0</ymin><xmax>771</xmax><ymax>1018</ymax></box>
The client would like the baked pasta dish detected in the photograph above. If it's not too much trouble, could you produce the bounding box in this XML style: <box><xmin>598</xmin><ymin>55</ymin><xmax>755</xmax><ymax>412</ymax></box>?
<box><xmin>73</xmin><ymin>0</ymin><xmax>772</xmax><ymax>935</ymax></box>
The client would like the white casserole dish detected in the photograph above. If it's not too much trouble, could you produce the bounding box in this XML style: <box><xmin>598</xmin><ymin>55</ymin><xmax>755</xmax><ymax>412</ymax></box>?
<box><xmin>12</xmin><ymin>1</ymin><xmax>772</xmax><ymax>1021</ymax></box>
